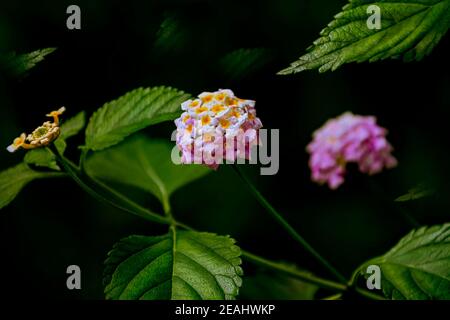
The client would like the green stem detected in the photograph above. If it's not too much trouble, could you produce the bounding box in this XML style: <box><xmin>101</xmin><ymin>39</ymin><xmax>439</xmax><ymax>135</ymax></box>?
<box><xmin>241</xmin><ymin>250</ymin><xmax>347</xmax><ymax>292</ymax></box>
<box><xmin>322</xmin><ymin>293</ymin><xmax>343</xmax><ymax>300</ymax></box>
<box><xmin>49</xmin><ymin>144</ymin><xmax>170</xmax><ymax>225</ymax></box>
<box><xmin>79</xmin><ymin>147</ymin><xmax>88</xmax><ymax>171</ymax></box>
<box><xmin>173</xmin><ymin>221</ymin><xmax>348</xmax><ymax>292</ymax></box>
<box><xmin>354</xmin><ymin>287</ymin><xmax>386</xmax><ymax>300</ymax></box>
<box><xmin>50</xmin><ymin>148</ymin><xmax>381</xmax><ymax>299</ymax></box>
<box><xmin>233</xmin><ymin>165</ymin><xmax>347</xmax><ymax>284</ymax></box>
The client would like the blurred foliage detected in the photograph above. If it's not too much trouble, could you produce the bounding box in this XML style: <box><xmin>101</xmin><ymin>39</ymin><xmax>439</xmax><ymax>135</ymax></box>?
<box><xmin>0</xmin><ymin>47</ymin><xmax>56</xmax><ymax>77</ymax></box>
<box><xmin>219</xmin><ymin>48</ymin><xmax>272</xmax><ymax>81</ymax></box>
<box><xmin>240</xmin><ymin>264</ymin><xmax>318</xmax><ymax>300</ymax></box>
<box><xmin>395</xmin><ymin>184</ymin><xmax>436</xmax><ymax>202</ymax></box>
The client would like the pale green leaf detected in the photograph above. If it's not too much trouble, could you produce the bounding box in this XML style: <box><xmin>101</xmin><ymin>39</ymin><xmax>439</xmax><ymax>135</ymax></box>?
<box><xmin>85</xmin><ymin>135</ymin><xmax>210</xmax><ymax>208</ymax></box>
<box><xmin>0</xmin><ymin>163</ymin><xmax>63</xmax><ymax>209</ymax></box>
<box><xmin>279</xmin><ymin>0</ymin><xmax>450</xmax><ymax>74</ymax></box>
<box><xmin>355</xmin><ymin>223</ymin><xmax>450</xmax><ymax>299</ymax></box>
<box><xmin>103</xmin><ymin>230</ymin><xmax>243</xmax><ymax>300</ymax></box>
<box><xmin>85</xmin><ymin>87</ymin><xmax>190</xmax><ymax>151</ymax></box>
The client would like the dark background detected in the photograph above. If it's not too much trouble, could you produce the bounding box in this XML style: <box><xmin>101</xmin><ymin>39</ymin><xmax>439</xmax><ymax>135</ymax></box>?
<box><xmin>0</xmin><ymin>0</ymin><xmax>449</xmax><ymax>299</ymax></box>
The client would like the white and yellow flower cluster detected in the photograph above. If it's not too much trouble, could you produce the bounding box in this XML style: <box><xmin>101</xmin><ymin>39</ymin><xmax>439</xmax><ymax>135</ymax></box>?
<box><xmin>6</xmin><ymin>107</ymin><xmax>65</xmax><ymax>153</ymax></box>
<box><xmin>174</xmin><ymin>89</ymin><xmax>262</xmax><ymax>169</ymax></box>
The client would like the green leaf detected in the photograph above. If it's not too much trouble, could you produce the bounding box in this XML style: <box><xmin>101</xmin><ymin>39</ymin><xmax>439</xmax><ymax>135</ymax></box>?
<box><xmin>0</xmin><ymin>163</ymin><xmax>62</xmax><ymax>209</ymax></box>
<box><xmin>279</xmin><ymin>0</ymin><xmax>450</xmax><ymax>74</ymax></box>
<box><xmin>59</xmin><ymin>111</ymin><xmax>86</xmax><ymax>141</ymax></box>
<box><xmin>153</xmin><ymin>14</ymin><xmax>189</xmax><ymax>54</ymax></box>
<box><xmin>85</xmin><ymin>87</ymin><xmax>190</xmax><ymax>151</ymax></box>
<box><xmin>220</xmin><ymin>48</ymin><xmax>272</xmax><ymax>80</ymax></box>
<box><xmin>85</xmin><ymin>135</ymin><xmax>210</xmax><ymax>209</ymax></box>
<box><xmin>103</xmin><ymin>230</ymin><xmax>243</xmax><ymax>300</ymax></box>
<box><xmin>355</xmin><ymin>223</ymin><xmax>450</xmax><ymax>299</ymax></box>
<box><xmin>23</xmin><ymin>111</ymin><xmax>86</xmax><ymax>170</ymax></box>
<box><xmin>395</xmin><ymin>185</ymin><xmax>435</xmax><ymax>202</ymax></box>
<box><xmin>3</xmin><ymin>48</ymin><xmax>56</xmax><ymax>76</ymax></box>
<box><xmin>240</xmin><ymin>263</ymin><xmax>318</xmax><ymax>300</ymax></box>
<box><xmin>24</xmin><ymin>148</ymin><xmax>60</xmax><ymax>171</ymax></box>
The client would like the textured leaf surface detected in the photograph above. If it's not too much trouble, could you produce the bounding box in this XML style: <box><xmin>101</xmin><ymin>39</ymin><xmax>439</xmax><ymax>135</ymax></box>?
<box><xmin>357</xmin><ymin>223</ymin><xmax>450</xmax><ymax>299</ymax></box>
<box><xmin>279</xmin><ymin>0</ymin><xmax>450</xmax><ymax>74</ymax></box>
<box><xmin>86</xmin><ymin>135</ymin><xmax>210</xmax><ymax>208</ymax></box>
<box><xmin>85</xmin><ymin>87</ymin><xmax>190</xmax><ymax>151</ymax></box>
<box><xmin>104</xmin><ymin>231</ymin><xmax>243</xmax><ymax>300</ymax></box>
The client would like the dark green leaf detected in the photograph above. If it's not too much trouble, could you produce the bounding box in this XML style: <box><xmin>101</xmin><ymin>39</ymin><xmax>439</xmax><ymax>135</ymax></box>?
<box><xmin>355</xmin><ymin>223</ymin><xmax>450</xmax><ymax>299</ymax></box>
<box><xmin>3</xmin><ymin>48</ymin><xmax>56</xmax><ymax>76</ymax></box>
<box><xmin>279</xmin><ymin>0</ymin><xmax>450</xmax><ymax>74</ymax></box>
<box><xmin>153</xmin><ymin>15</ymin><xmax>190</xmax><ymax>55</ymax></box>
<box><xmin>85</xmin><ymin>87</ymin><xmax>190</xmax><ymax>151</ymax></box>
<box><xmin>220</xmin><ymin>48</ymin><xmax>272</xmax><ymax>80</ymax></box>
<box><xmin>104</xmin><ymin>230</ymin><xmax>243</xmax><ymax>300</ymax></box>
<box><xmin>85</xmin><ymin>135</ymin><xmax>210</xmax><ymax>209</ymax></box>
<box><xmin>395</xmin><ymin>185</ymin><xmax>435</xmax><ymax>202</ymax></box>
<box><xmin>0</xmin><ymin>163</ymin><xmax>63</xmax><ymax>209</ymax></box>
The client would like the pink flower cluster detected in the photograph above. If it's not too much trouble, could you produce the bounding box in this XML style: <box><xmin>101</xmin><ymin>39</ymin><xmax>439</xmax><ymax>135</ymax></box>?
<box><xmin>174</xmin><ymin>89</ymin><xmax>263</xmax><ymax>169</ymax></box>
<box><xmin>307</xmin><ymin>112</ymin><xmax>397</xmax><ymax>189</ymax></box>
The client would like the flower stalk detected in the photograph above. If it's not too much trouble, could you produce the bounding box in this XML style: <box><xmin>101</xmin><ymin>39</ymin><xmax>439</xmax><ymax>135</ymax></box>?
<box><xmin>233</xmin><ymin>164</ymin><xmax>348</xmax><ymax>284</ymax></box>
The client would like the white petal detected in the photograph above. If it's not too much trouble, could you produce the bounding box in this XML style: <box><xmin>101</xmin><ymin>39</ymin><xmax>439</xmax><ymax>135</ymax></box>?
<box><xmin>181</xmin><ymin>100</ymin><xmax>192</xmax><ymax>111</ymax></box>
<box><xmin>6</xmin><ymin>145</ymin><xmax>17</xmax><ymax>153</ymax></box>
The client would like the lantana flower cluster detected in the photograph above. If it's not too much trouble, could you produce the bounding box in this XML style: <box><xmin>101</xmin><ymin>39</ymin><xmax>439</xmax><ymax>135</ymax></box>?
<box><xmin>7</xmin><ymin>107</ymin><xmax>65</xmax><ymax>153</ymax></box>
<box><xmin>174</xmin><ymin>89</ymin><xmax>262</xmax><ymax>169</ymax></box>
<box><xmin>307</xmin><ymin>112</ymin><xmax>397</xmax><ymax>189</ymax></box>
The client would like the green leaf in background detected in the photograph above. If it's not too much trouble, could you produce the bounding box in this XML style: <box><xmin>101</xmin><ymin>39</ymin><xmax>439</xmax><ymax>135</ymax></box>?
<box><xmin>153</xmin><ymin>14</ymin><xmax>190</xmax><ymax>55</ymax></box>
<box><xmin>59</xmin><ymin>110</ymin><xmax>86</xmax><ymax>141</ymax></box>
<box><xmin>103</xmin><ymin>231</ymin><xmax>243</xmax><ymax>300</ymax></box>
<box><xmin>85</xmin><ymin>135</ymin><xmax>210</xmax><ymax>211</ymax></box>
<box><xmin>220</xmin><ymin>48</ymin><xmax>272</xmax><ymax>80</ymax></box>
<box><xmin>395</xmin><ymin>184</ymin><xmax>435</xmax><ymax>202</ymax></box>
<box><xmin>240</xmin><ymin>264</ymin><xmax>318</xmax><ymax>300</ymax></box>
<box><xmin>3</xmin><ymin>48</ymin><xmax>56</xmax><ymax>76</ymax></box>
<box><xmin>0</xmin><ymin>163</ymin><xmax>63</xmax><ymax>209</ymax></box>
<box><xmin>355</xmin><ymin>223</ymin><xmax>450</xmax><ymax>299</ymax></box>
<box><xmin>279</xmin><ymin>0</ymin><xmax>450</xmax><ymax>74</ymax></box>
<box><xmin>85</xmin><ymin>86</ymin><xmax>190</xmax><ymax>151</ymax></box>
<box><xmin>23</xmin><ymin>111</ymin><xmax>86</xmax><ymax>170</ymax></box>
